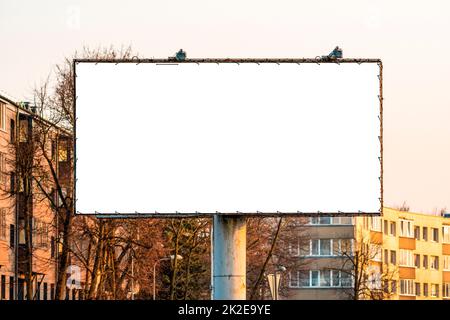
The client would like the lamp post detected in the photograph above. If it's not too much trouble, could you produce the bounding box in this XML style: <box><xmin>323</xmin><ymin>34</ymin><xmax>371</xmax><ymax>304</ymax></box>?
<box><xmin>153</xmin><ymin>254</ymin><xmax>183</xmax><ymax>300</ymax></box>
<box><xmin>267</xmin><ymin>265</ymin><xmax>286</xmax><ymax>300</ymax></box>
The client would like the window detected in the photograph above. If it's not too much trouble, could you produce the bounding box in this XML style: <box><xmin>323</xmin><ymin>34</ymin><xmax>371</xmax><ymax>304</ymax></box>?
<box><xmin>368</xmin><ymin>269</ymin><xmax>382</xmax><ymax>289</ymax></box>
<box><xmin>0</xmin><ymin>153</ymin><xmax>6</xmax><ymax>185</ymax></box>
<box><xmin>289</xmin><ymin>239</ymin><xmax>299</xmax><ymax>256</ymax></box>
<box><xmin>320</xmin><ymin>239</ymin><xmax>331</xmax><ymax>256</ymax></box>
<box><xmin>390</xmin><ymin>222</ymin><xmax>396</xmax><ymax>236</ymax></box>
<box><xmin>298</xmin><ymin>271</ymin><xmax>309</xmax><ymax>287</ymax></box>
<box><xmin>58</xmin><ymin>140</ymin><xmax>68</xmax><ymax>162</ymax></box>
<box><xmin>310</xmin><ymin>239</ymin><xmax>333</xmax><ymax>256</ymax></box>
<box><xmin>1</xmin><ymin>275</ymin><xmax>5</xmax><ymax>300</ymax></box>
<box><xmin>370</xmin><ymin>216</ymin><xmax>382</xmax><ymax>232</ymax></box>
<box><xmin>19</xmin><ymin>119</ymin><xmax>28</xmax><ymax>142</ymax></box>
<box><xmin>319</xmin><ymin>216</ymin><xmax>331</xmax><ymax>225</ymax></box>
<box><xmin>414</xmin><ymin>226</ymin><xmax>420</xmax><ymax>240</ymax></box>
<box><xmin>309</xmin><ymin>216</ymin><xmax>352</xmax><ymax>225</ymax></box>
<box><xmin>390</xmin><ymin>250</ymin><xmax>397</xmax><ymax>265</ymax></box>
<box><xmin>383</xmin><ymin>280</ymin><xmax>389</xmax><ymax>293</ymax></box>
<box><xmin>400</xmin><ymin>279</ymin><xmax>414</xmax><ymax>296</ymax></box>
<box><xmin>304</xmin><ymin>239</ymin><xmax>353</xmax><ymax>257</ymax></box>
<box><xmin>339</xmin><ymin>239</ymin><xmax>353</xmax><ymax>255</ymax></box>
<box><xmin>399</xmin><ymin>249</ymin><xmax>414</xmax><ymax>267</ymax></box>
<box><xmin>0</xmin><ymin>209</ymin><xmax>6</xmax><ymax>240</ymax></box>
<box><xmin>51</xmin><ymin>140</ymin><xmax>56</xmax><ymax>161</ymax></box>
<box><xmin>0</xmin><ymin>102</ymin><xmax>6</xmax><ymax>131</ymax></box>
<box><xmin>10</xmin><ymin>172</ymin><xmax>15</xmax><ymax>193</ymax></box>
<box><xmin>43</xmin><ymin>283</ymin><xmax>48</xmax><ymax>301</ymax></box>
<box><xmin>51</xmin><ymin>236</ymin><xmax>56</xmax><ymax>258</ymax></box>
<box><xmin>370</xmin><ymin>244</ymin><xmax>382</xmax><ymax>262</ymax></box>
<box><xmin>431</xmin><ymin>284</ymin><xmax>439</xmax><ymax>298</ymax></box>
<box><xmin>320</xmin><ymin>270</ymin><xmax>331</xmax><ymax>287</ymax></box>
<box><xmin>391</xmin><ymin>280</ymin><xmax>397</xmax><ymax>294</ymax></box>
<box><xmin>443</xmin><ymin>226</ymin><xmax>450</xmax><ymax>243</ymax></box>
<box><xmin>432</xmin><ymin>228</ymin><xmax>439</xmax><ymax>242</ymax></box>
<box><xmin>310</xmin><ymin>217</ymin><xmax>319</xmax><ymax>224</ymax></box>
<box><xmin>415</xmin><ymin>283</ymin><xmax>421</xmax><ymax>296</ymax></box>
<box><xmin>444</xmin><ymin>255</ymin><xmax>450</xmax><ymax>271</ymax></box>
<box><xmin>383</xmin><ymin>220</ymin><xmax>388</xmax><ymax>235</ymax></box>
<box><xmin>311</xmin><ymin>271</ymin><xmax>320</xmax><ymax>287</ymax></box>
<box><xmin>423</xmin><ymin>283</ymin><xmax>429</xmax><ymax>297</ymax></box>
<box><xmin>430</xmin><ymin>256</ymin><xmax>439</xmax><ymax>270</ymax></box>
<box><xmin>32</xmin><ymin>219</ymin><xmax>49</xmax><ymax>249</ymax></box>
<box><xmin>423</xmin><ymin>255</ymin><xmax>428</xmax><ymax>269</ymax></box>
<box><xmin>36</xmin><ymin>283</ymin><xmax>40</xmax><ymax>300</ymax></box>
<box><xmin>414</xmin><ymin>254</ymin><xmax>420</xmax><ymax>268</ymax></box>
<box><xmin>10</xmin><ymin>119</ymin><xmax>15</xmax><ymax>142</ymax></box>
<box><xmin>311</xmin><ymin>239</ymin><xmax>319</xmax><ymax>255</ymax></box>
<box><xmin>289</xmin><ymin>271</ymin><xmax>299</xmax><ymax>287</ymax></box>
<box><xmin>9</xmin><ymin>224</ymin><xmax>14</xmax><ymax>247</ymax></box>
<box><xmin>340</xmin><ymin>272</ymin><xmax>352</xmax><ymax>287</ymax></box>
<box><xmin>423</xmin><ymin>227</ymin><xmax>428</xmax><ymax>241</ymax></box>
<box><xmin>444</xmin><ymin>283</ymin><xmax>450</xmax><ymax>298</ymax></box>
<box><xmin>51</xmin><ymin>284</ymin><xmax>55</xmax><ymax>300</ymax></box>
<box><xmin>9</xmin><ymin>276</ymin><xmax>14</xmax><ymax>300</ymax></box>
<box><xmin>339</xmin><ymin>217</ymin><xmax>353</xmax><ymax>225</ymax></box>
<box><xmin>399</xmin><ymin>219</ymin><xmax>413</xmax><ymax>238</ymax></box>
<box><xmin>384</xmin><ymin>249</ymin><xmax>389</xmax><ymax>264</ymax></box>
<box><xmin>293</xmin><ymin>270</ymin><xmax>349</xmax><ymax>288</ymax></box>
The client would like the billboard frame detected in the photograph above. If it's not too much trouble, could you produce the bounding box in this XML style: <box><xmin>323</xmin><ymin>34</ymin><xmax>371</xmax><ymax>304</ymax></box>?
<box><xmin>72</xmin><ymin>58</ymin><xmax>383</xmax><ymax>218</ymax></box>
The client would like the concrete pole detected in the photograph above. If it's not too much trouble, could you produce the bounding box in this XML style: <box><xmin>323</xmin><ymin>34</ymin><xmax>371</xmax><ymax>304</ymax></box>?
<box><xmin>212</xmin><ymin>215</ymin><xmax>246</xmax><ymax>300</ymax></box>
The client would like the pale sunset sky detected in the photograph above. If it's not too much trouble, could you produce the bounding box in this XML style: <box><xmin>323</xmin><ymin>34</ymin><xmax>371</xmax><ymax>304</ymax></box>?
<box><xmin>0</xmin><ymin>0</ymin><xmax>449</xmax><ymax>214</ymax></box>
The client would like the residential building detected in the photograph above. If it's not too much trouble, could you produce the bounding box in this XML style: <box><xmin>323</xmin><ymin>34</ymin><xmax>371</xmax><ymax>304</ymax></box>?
<box><xmin>0</xmin><ymin>94</ymin><xmax>79</xmax><ymax>300</ymax></box>
<box><xmin>285</xmin><ymin>216</ymin><xmax>355</xmax><ymax>299</ymax></box>
<box><xmin>286</xmin><ymin>207</ymin><xmax>450</xmax><ymax>300</ymax></box>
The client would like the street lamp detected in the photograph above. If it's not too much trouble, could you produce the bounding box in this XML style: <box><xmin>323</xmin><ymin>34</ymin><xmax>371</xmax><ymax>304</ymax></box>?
<box><xmin>153</xmin><ymin>254</ymin><xmax>183</xmax><ymax>300</ymax></box>
<box><xmin>267</xmin><ymin>265</ymin><xmax>286</xmax><ymax>300</ymax></box>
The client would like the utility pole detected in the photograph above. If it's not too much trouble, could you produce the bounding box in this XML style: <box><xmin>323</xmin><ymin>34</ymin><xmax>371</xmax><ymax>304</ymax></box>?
<box><xmin>212</xmin><ymin>215</ymin><xmax>246</xmax><ymax>300</ymax></box>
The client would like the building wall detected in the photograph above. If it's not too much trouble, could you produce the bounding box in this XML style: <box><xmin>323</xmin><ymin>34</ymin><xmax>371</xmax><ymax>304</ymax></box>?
<box><xmin>286</xmin><ymin>216</ymin><xmax>356</xmax><ymax>300</ymax></box>
<box><xmin>286</xmin><ymin>208</ymin><xmax>450</xmax><ymax>300</ymax></box>
<box><xmin>0</xmin><ymin>95</ymin><xmax>78</xmax><ymax>300</ymax></box>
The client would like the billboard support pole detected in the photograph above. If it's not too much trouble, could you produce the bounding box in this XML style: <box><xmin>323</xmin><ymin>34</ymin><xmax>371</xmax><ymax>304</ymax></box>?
<box><xmin>212</xmin><ymin>215</ymin><xmax>246</xmax><ymax>300</ymax></box>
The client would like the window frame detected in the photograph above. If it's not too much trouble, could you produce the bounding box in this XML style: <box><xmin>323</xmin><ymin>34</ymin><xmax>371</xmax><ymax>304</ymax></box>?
<box><xmin>442</xmin><ymin>226</ymin><xmax>450</xmax><ymax>244</ymax></box>
<box><xmin>399</xmin><ymin>279</ymin><xmax>415</xmax><ymax>296</ymax></box>
<box><xmin>399</xmin><ymin>249</ymin><xmax>414</xmax><ymax>267</ymax></box>
<box><xmin>399</xmin><ymin>219</ymin><xmax>414</xmax><ymax>238</ymax></box>
<box><xmin>432</xmin><ymin>228</ymin><xmax>439</xmax><ymax>242</ymax></box>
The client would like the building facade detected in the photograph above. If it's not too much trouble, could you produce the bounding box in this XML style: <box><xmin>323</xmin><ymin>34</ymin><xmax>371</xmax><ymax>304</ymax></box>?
<box><xmin>0</xmin><ymin>94</ymin><xmax>77</xmax><ymax>300</ymax></box>
<box><xmin>286</xmin><ymin>208</ymin><xmax>450</xmax><ymax>300</ymax></box>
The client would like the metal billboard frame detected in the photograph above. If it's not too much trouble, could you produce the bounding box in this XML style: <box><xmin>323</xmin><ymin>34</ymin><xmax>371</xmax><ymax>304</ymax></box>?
<box><xmin>72</xmin><ymin>58</ymin><xmax>383</xmax><ymax>219</ymax></box>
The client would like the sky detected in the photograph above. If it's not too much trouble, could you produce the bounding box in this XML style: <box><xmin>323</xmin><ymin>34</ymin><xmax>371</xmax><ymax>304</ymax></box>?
<box><xmin>0</xmin><ymin>0</ymin><xmax>449</xmax><ymax>214</ymax></box>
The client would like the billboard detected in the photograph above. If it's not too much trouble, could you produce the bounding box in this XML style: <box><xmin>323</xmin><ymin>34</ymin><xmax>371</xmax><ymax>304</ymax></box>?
<box><xmin>74</xmin><ymin>60</ymin><xmax>382</xmax><ymax>216</ymax></box>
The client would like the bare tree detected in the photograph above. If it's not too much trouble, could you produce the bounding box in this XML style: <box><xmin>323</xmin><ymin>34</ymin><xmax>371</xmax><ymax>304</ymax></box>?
<box><xmin>335</xmin><ymin>233</ymin><xmax>397</xmax><ymax>300</ymax></box>
<box><xmin>9</xmin><ymin>45</ymin><xmax>139</xmax><ymax>300</ymax></box>
<box><xmin>247</xmin><ymin>217</ymin><xmax>309</xmax><ymax>300</ymax></box>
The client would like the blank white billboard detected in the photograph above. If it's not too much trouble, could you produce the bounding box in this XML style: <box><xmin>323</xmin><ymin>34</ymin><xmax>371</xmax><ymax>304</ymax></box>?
<box><xmin>75</xmin><ymin>61</ymin><xmax>381</xmax><ymax>215</ymax></box>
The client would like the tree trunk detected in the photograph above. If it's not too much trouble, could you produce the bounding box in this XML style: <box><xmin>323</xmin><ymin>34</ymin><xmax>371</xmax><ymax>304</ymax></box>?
<box><xmin>55</xmin><ymin>211</ymin><xmax>72</xmax><ymax>299</ymax></box>
<box><xmin>250</xmin><ymin>217</ymin><xmax>283</xmax><ymax>300</ymax></box>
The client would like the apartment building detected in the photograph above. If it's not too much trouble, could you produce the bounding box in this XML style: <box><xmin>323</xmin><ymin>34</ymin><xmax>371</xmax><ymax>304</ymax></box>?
<box><xmin>363</xmin><ymin>207</ymin><xmax>450</xmax><ymax>300</ymax></box>
<box><xmin>286</xmin><ymin>216</ymin><xmax>356</xmax><ymax>300</ymax></box>
<box><xmin>286</xmin><ymin>208</ymin><xmax>450</xmax><ymax>300</ymax></box>
<box><xmin>0</xmin><ymin>93</ymin><xmax>77</xmax><ymax>300</ymax></box>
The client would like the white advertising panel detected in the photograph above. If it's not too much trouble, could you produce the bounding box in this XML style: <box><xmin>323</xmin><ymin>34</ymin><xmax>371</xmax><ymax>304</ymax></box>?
<box><xmin>75</xmin><ymin>61</ymin><xmax>381</xmax><ymax>215</ymax></box>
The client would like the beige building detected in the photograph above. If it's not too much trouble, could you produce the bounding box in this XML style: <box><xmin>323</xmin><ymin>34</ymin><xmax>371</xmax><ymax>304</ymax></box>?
<box><xmin>286</xmin><ymin>208</ymin><xmax>450</xmax><ymax>300</ymax></box>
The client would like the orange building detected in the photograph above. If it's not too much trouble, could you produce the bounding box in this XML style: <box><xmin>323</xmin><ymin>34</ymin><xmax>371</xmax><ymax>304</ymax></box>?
<box><xmin>0</xmin><ymin>93</ymin><xmax>79</xmax><ymax>300</ymax></box>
